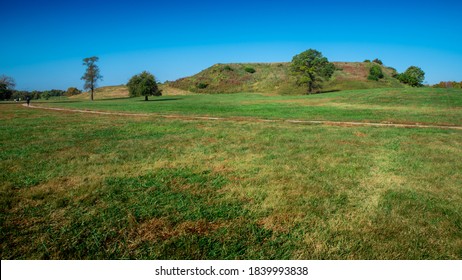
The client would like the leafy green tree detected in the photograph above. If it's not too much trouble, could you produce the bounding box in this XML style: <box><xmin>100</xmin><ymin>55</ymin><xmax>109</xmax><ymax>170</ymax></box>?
<box><xmin>42</xmin><ymin>91</ymin><xmax>51</xmax><ymax>100</ymax></box>
<box><xmin>368</xmin><ymin>64</ymin><xmax>384</xmax><ymax>81</ymax></box>
<box><xmin>127</xmin><ymin>71</ymin><xmax>162</xmax><ymax>101</ymax></box>
<box><xmin>31</xmin><ymin>91</ymin><xmax>41</xmax><ymax>100</ymax></box>
<box><xmin>398</xmin><ymin>66</ymin><xmax>425</xmax><ymax>87</ymax></box>
<box><xmin>81</xmin><ymin>56</ymin><xmax>102</xmax><ymax>101</ymax></box>
<box><xmin>0</xmin><ymin>75</ymin><xmax>15</xmax><ymax>100</ymax></box>
<box><xmin>291</xmin><ymin>49</ymin><xmax>335</xmax><ymax>94</ymax></box>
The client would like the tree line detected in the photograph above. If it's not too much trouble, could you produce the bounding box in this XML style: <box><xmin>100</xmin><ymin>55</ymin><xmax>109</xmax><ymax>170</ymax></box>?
<box><xmin>2</xmin><ymin>55</ymin><xmax>162</xmax><ymax>102</ymax></box>
<box><xmin>432</xmin><ymin>81</ymin><xmax>462</xmax><ymax>89</ymax></box>
<box><xmin>0</xmin><ymin>75</ymin><xmax>81</xmax><ymax>101</ymax></box>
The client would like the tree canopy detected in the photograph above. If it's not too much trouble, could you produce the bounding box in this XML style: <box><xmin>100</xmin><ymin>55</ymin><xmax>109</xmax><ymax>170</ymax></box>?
<box><xmin>398</xmin><ymin>66</ymin><xmax>425</xmax><ymax>87</ymax></box>
<box><xmin>127</xmin><ymin>71</ymin><xmax>162</xmax><ymax>101</ymax></box>
<box><xmin>291</xmin><ymin>49</ymin><xmax>335</xmax><ymax>94</ymax></box>
<box><xmin>66</xmin><ymin>87</ymin><xmax>82</xmax><ymax>96</ymax></box>
<box><xmin>368</xmin><ymin>64</ymin><xmax>384</xmax><ymax>81</ymax></box>
<box><xmin>81</xmin><ymin>56</ymin><xmax>102</xmax><ymax>101</ymax></box>
<box><xmin>0</xmin><ymin>75</ymin><xmax>15</xmax><ymax>100</ymax></box>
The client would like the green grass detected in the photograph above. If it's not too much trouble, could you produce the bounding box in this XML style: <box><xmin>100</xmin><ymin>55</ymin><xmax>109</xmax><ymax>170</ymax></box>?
<box><xmin>1</xmin><ymin>88</ymin><xmax>462</xmax><ymax>259</ymax></box>
<box><xmin>36</xmin><ymin>88</ymin><xmax>462</xmax><ymax>126</ymax></box>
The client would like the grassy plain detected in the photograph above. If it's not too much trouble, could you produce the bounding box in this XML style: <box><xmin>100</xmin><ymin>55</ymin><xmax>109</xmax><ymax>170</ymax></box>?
<box><xmin>52</xmin><ymin>88</ymin><xmax>461</xmax><ymax>126</ymax></box>
<box><xmin>1</xmin><ymin>88</ymin><xmax>461</xmax><ymax>259</ymax></box>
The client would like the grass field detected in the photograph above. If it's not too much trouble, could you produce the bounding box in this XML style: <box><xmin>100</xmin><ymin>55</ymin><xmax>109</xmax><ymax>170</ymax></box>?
<box><xmin>42</xmin><ymin>88</ymin><xmax>462</xmax><ymax>126</ymax></box>
<box><xmin>1</xmin><ymin>88</ymin><xmax>461</xmax><ymax>259</ymax></box>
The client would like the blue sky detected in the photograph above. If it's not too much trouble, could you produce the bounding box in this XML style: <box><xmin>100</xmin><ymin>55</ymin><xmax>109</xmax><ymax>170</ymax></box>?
<box><xmin>2</xmin><ymin>0</ymin><xmax>461</xmax><ymax>90</ymax></box>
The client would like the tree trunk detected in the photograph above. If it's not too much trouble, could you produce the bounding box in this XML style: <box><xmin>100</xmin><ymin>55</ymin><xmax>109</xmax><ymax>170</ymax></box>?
<box><xmin>90</xmin><ymin>87</ymin><xmax>94</xmax><ymax>101</ymax></box>
<box><xmin>145</xmin><ymin>95</ymin><xmax>148</xmax><ymax>101</ymax></box>
<box><xmin>307</xmin><ymin>82</ymin><xmax>313</xmax><ymax>95</ymax></box>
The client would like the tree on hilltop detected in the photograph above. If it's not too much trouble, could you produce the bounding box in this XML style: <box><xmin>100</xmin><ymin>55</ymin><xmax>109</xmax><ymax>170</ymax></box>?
<box><xmin>127</xmin><ymin>71</ymin><xmax>162</xmax><ymax>101</ymax></box>
<box><xmin>291</xmin><ymin>49</ymin><xmax>335</xmax><ymax>94</ymax></box>
<box><xmin>81</xmin><ymin>56</ymin><xmax>102</xmax><ymax>101</ymax></box>
<box><xmin>373</xmin><ymin>58</ymin><xmax>383</xmax><ymax>65</ymax></box>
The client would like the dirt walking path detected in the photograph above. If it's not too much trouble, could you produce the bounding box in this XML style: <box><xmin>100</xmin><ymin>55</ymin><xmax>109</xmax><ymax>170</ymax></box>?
<box><xmin>23</xmin><ymin>103</ymin><xmax>462</xmax><ymax>130</ymax></box>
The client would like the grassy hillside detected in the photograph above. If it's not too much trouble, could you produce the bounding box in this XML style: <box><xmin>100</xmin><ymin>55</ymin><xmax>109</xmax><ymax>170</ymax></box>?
<box><xmin>71</xmin><ymin>85</ymin><xmax>129</xmax><ymax>100</ymax></box>
<box><xmin>168</xmin><ymin>62</ymin><xmax>404</xmax><ymax>94</ymax></box>
<box><xmin>1</xmin><ymin>87</ymin><xmax>461</xmax><ymax>259</ymax></box>
<box><xmin>325</xmin><ymin>62</ymin><xmax>403</xmax><ymax>91</ymax></box>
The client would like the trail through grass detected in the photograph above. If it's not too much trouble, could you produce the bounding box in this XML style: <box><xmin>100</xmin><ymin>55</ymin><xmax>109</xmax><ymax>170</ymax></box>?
<box><xmin>35</xmin><ymin>88</ymin><xmax>462</xmax><ymax>126</ymax></box>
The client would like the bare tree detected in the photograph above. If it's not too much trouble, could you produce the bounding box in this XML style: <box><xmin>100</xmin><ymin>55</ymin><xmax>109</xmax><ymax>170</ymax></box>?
<box><xmin>81</xmin><ymin>57</ymin><xmax>102</xmax><ymax>101</ymax></box>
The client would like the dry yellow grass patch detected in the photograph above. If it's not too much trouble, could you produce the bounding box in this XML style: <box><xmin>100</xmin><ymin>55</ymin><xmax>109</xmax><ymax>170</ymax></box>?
<box><xmin>160</xmin><ymin>85</ymin><xmax>192</xmax><ymax>95</ymax></box>
<box><xmin>257</xmin><ymin>212</ymin><xmax>305</xmax><ymax>234</ymax></box>
<box><xmin>127</xmin><ymin>218</ymin><xmax>227</xmax><ymax>249</ymax></box>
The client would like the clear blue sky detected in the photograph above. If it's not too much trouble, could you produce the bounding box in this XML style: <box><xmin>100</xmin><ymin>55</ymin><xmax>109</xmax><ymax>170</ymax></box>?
<box><xmin>2</xmin><ymin>0</ymin><xmax>461</xmax><ymax>90</ymax></box>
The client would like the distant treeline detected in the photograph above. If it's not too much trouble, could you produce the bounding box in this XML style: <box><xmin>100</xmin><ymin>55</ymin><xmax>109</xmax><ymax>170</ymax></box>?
<box><xmin>432</xmin><ymin>81</ymin><xmax>462</xmax><ymax>89</ymax></box>
<box><xmin>2</xmin><ymin>87</ymin><xmax>81</xmax><ymax>101</ymax></box>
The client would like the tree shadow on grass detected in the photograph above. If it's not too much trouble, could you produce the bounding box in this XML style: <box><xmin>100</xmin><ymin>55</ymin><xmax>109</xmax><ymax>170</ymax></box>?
<box><xmin>137</xmin><ymin>98</ymin><xmax>183</xmax><ymax>102</ymax></box>
<box><xmin>0</xmin><ymin>102</ymin><xmax>27</xmax><ymax>106</ymax></box>
<box><xmin>38</xmin><ymin>100</ymin><xmax>82</xmax><ymax>104</ymax></box>
<box><xmin>318</xmin><ymin>89</ymin><xmax>341</xmax><ymax>94</ymax></box>
<box><xmin>91</xmin><ymin>97</ymin><xmax>132</xmax><ymax>101</ymax></box>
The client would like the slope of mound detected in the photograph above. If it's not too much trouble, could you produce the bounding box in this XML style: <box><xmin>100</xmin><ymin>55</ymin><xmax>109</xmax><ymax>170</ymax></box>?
<box><xmin>325</xmin><ymin>62</ymin><xmax>403</xmax><ymax>91</ymax></box>
<box><xmin>70</xmin><ymin>84</ymin><xmax>193</xmax><ymax>100</ymax></box>
<box><xmin>169</xmin><ymin>63</ymin><xmax>291</xmax><ymax>94</ymax></box>
<box><xmin>71</xmin><ymin>85</ymin><xmax>129</xmax><ymax>100</ymax></box>
<box><xmin>168</xmin><ymin>62</ymin><xmax>404</xmax><ymax>94</ymax></box>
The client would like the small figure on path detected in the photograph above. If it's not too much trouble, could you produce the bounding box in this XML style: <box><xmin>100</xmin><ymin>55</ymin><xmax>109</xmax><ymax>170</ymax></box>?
<box><xmin>26</xmin><ymin>96</ymin><xmax>31</xmax><ymax>106</ymax></box>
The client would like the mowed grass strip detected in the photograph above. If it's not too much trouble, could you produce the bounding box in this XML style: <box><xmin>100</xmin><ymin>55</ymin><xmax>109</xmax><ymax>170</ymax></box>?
<box><xmin>34</xmin><ymin>88</ymin><xmax>462</xmax><ymax>126</ymax></box>
<box><xmin>1</xmin><ymin>101</ymin><xmax>461</xmax><ymax>259</ymax></box>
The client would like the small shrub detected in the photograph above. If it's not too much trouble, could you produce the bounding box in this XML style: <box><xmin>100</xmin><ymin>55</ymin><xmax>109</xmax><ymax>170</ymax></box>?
<box><xmin>197</xmin><ymin>82</ymin><xmax>208</xmax><ymax>89</ymax></box>
<box><xmin>244</xmin><ymin>67</ymin><xmax>256</xmax><ymax>73</ymax></box>
<box><xmin>373</xmin><ymin>58</ymin><xmax>383</xmax><ymax>65</ymax></box>
<box><xmin>223</xmin><ymin>65</ymin><xmax>233</xmax><ymax>71</ymax></box>
<box><xmin>368</xmin><ymin>64</ymin><xmax>384</xmax><ymax>81</ymax></box>
<box><xmin>364</xmin><ymin>59</ymin><xmax>371</xmax><ymax>63</ymax></box>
